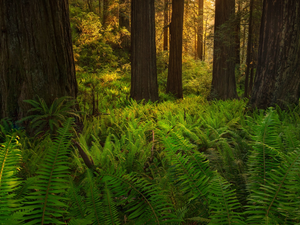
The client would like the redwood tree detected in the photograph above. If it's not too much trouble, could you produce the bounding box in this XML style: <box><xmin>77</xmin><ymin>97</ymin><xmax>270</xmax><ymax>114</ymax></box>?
<box><xmin>209</xmin><ymin>0</ymin><xmax>237</xmax><ymax>100</ymax></box>
<box><xmin>249</xmin><ymin>0</ymin><xmax>300</xmax><ymax>109</ymax></box>
<box><xmin>0</xmin><ymin>0</ymin><xmax>78</xmax><ymax>121</ymax></box>
<box><xmin>166</xmin><ymin>0</ymin><xmax>184</xmax><ymax>99</ymax></box>
<box><xmin>163</xmin><ymin>0</ymin><xmax>169</xmax><ymax>51</ymax></box>
<box><xmin>197</xmin><ymin>0</ymin><xmax>204</xmax><ymax>60</ymax></box>
<box><xmin>130</xmin><ymin>0</ymin><xmax>159</xmax><ymax>102</ymax></box>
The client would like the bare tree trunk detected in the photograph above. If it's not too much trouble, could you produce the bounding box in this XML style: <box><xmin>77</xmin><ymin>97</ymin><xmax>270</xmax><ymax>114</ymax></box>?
<box><xmin>103</xmin><ymin>0</ymin><xmax>110</xmax><ymax>27</ymax></box>
<box><xmin>119</xmin><ymin>0</ymin><xmax>130</xmax><ymax>30</ymax></box>
<box><xmin>130</xmin><ymin>0</ymin><xmax>159</xmax><ymax>102</ymax></box>
<box><xmin>235</xmin><ymin>0</ymin><xmax>241</xmax><ymax>65</ymax></box>
<box><xmin>0</xmin><ymin>0</ymin><xmax>78</xmax><ymax>121</ymax></box>
<box><xmin>244</xmin><ymin>0</ymin><xmax>254</xmax><ymax>98</ymax></box>
<box><xmin>163</xmin><ymin>0</ymin><xmax>169</xmax><ymax>51</ymax></box>
<box><xmin>209</xmin><ymin>0</ymin><xmax>238</xmax><ymax>100</ymax></box>
<box><xmin>249</xmin><ymin>1</ymin><xmax>300</xmax><ymax>109</ymax></box>
<box><xmin>197</xmin><ymin>0</ymin><xmax>204</xmax><ymax>60</ymax></box>
<box><xmin>166</xmin><ymin>0</ymin><xmax>184</xmax><ymax>99</ymax></box>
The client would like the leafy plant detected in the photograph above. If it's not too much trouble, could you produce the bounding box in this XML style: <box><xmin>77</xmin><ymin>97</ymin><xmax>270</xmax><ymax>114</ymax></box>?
<box><xmin>18</xmin><ymin>96</ymin><xmax>81</xmax><ymax>135</ymax></box>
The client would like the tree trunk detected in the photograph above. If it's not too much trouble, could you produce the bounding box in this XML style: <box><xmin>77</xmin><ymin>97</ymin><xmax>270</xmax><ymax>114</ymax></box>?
<box><xmin>103</xmin><ymin>0</ymin><xmax>110</xmax><ymax>27</ymax></box>
<box><xmin>163</xmin><ymin>0</ymin><xmax>169</xmax><ymax>51</ymax></box>
<box><xmin>235</xmin><ymin>1</ymin><xmax>241</xmax><ymax>65</ymax></box>
<box><xmin>166</xmin><ymin>0</ymin><xmax>184</xmax><ymax>99</ymax></box>
<box><xmin>209</xmin><ymin>0</ymin><xmax>238</xmax><ymax>100</ymax></box>
<box><xmin>197</xmin><ymin>0</ymin><xmax>204</xmax><ymax>60</ymax></box>
<box><xmin>130</xmin><ymin>0</ymin><xmax>159</xmax><ymax>102</ymax></box>
<box><xmin>249</xmin><ymin>1</ymin><xmax>300</xmax><ymax>110</ymax></box>
<box><xmin>244</xmin><ymin>0</ymin><xmax>254</xmax><ymax>98</ymax></box>
<box><xmin>0</xmin><ymin>0</ymin><xmax>78</xmax><ymax>121</ymax></box>
<box><xmin>119</xmin><ymin>0</ymin><xmax>130</xmax><ymax>30</ymax></box>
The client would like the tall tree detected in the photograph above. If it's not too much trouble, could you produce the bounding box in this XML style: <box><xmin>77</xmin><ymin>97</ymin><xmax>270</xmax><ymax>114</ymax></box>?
<box><xmin>249</xmin><ymin>0</ymin><xmax>300</xmax><ymax>109</ymax></box>
<box><xmin>197</xmin><ymin>0</ymin><xmax>204</xmax><ymax>60</ymax></box>
<box><xmin>130</xmin><ymin>0</ymin><xmax>159</xmax><ymax>102</ymax></box>
<box><xmin>244</xmin><ymin>0</ymin><xmax>254</xmax><ymax>98</ymax></box>
<box><xmin>235</xmin><ymin>0</ymin><xmax>241</xmax><ymax>65</ymax></box>
<box><xmin>119</xmin><ymin>0</ymin><xmax>130</xmax><ymax>30</ymax></box>
<box><xmin>166</xmin><ymin>0</ymin><xmax>184</xmax><ymax>99</ymax></box>
<box><xmin>209</xmin><ymin>0</ymin><xmax>237</xmax><ymax>100</ymax></box>
<box><xmin>0</xmin><ymin>0</ymin><xmax>78</xmax><ymax>121</ymax></box>
<box><xmin>103</xmin><ymin>0</ymin><xmax>110</xmax><ymax>27</ymax></box>
<box><xmin>163</xmin><ymin>0</ymin><xmax>169</xmax><ymax>51</ymax></box>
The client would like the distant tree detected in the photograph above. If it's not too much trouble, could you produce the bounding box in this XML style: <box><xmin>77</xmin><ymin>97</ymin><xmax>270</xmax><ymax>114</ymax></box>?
<box><xmin>209</xmin><ymin>0</ymin><xmax>238</xmax><ymax>100</ymax></box>
<box><xmin>244</xmin><ymin>0</ymin><xmax>254</xmax><ymax>98</ymax></box>
<box><xmin>249</xmin><ymin>0</ymin><xmax>300</xmax><ymax>110</ymax></box>
<box><xmin>130</xmin><ymin>0</ymin><xmax>159</xmax><ymax>102</ymax></box>
<box><xmin>197</xmin><ymin>0</ymin><xmax>204</xmax><ymax>60</ymax></box>
<box><xmin>0</xmin><ymin>0</ymin><xmax>78</xmax><ymax>121</ymax></box>
<box><xmin>166</xmin><ymin>0</ymin><xmax>184</xmax><ymax>99</ymax></box>
<box><xmin>119</xmin><ymin>0</ymin><xmax>130</xmax><ymax>31</ymax></box>
<box><xmin>103</xmin><ymin>0</ymin><xmax>110</xmax><ymax>27</ymax></box>
<box><xmin>235</xmin><ymin>0</ymin><xmax>241</xmax><ymax>65</ymax></box>
<box><xmin>163</xmin><ymin>0</ymin><xmax>169</xmax><ymax>51</ymax></box>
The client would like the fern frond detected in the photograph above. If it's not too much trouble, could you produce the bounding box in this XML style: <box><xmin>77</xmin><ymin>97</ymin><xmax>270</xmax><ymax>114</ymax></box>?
<box><xmin>247</xmin><ymin>109</ymin><xmax>284</xmax><ymax>192</ymax></box>
<box><xmin>245</xmin><ymin>149</ymin><xmax>300</xmax><ymax>224</ymax></box>
<box><xmin>159</xmin><ymin>130</ymin><xmax>212</xmax><ymax>205</ymax></box>
<box><xmin>23</xmin><ymin>118</ymin><xmax>74</xmax><ymax>225</ymax></box>
<box><xmin>208</xmin><ymin>173</ymin><xmax>245</xmax><ymax>225</ymax></box>
<box><xmin>0</xmin><ymin>135</ymin><xmax>24</xmax><ymax>224</ymax></box>
<box><xmin>102</xmin><ymin>169</ymin><xmax>180</xmax><ymax>224</ymax></box>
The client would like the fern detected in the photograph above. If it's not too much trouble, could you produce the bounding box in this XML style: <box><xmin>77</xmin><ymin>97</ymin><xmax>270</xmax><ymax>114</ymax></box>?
<box><xmin>22</xmin><ymin>118</ymin><xmax>74</xmax><ymax>224</ymax></box>
<box><xmin>208</xmin><ymin>173</ymin><xmax>245</xmax><ymax>225</ymax></box>
<box><xmin>0</xmin><ymin>135</ymin><xmax>25</xmax><ymax>224</ymax></box>
<box><xmin>245</xmin><ymin>148</ymin><xmax>300</xmax><ymax>224</ymax></box>
<box><xmin>101</xmin><ymin>169</ymin><xmax>180</xmax><ymax>224</ymax></box>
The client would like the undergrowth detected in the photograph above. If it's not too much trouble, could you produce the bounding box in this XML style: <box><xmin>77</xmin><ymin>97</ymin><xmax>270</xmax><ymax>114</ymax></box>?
<box><xmin>1</xmin><ymin>96</ymin><xmax>300</xmax><ymax>224</ymax></box>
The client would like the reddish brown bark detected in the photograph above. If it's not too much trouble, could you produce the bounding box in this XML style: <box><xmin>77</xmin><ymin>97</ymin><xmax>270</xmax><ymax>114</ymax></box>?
<box><xmin>130</xmin><ymin>0</ymin><xmax>159</xmax><ymax>102</ymax></box>
<box><xmin>0</xmin><ymin>0</ymin><xmax>78</xmax><ymax>121</ymax></box>
<box><xmin>197</xmin><ymin>0</ymin><xmax>204</xmax><ymax>60</ymax></box>
<box><xmin>209</xmin><ymin>0</ymin><xmax>238</xmax><ymax>100</ymax></box>
<box><xmin>249</xmin><ymin>1</ymin><xmax>300</xmax><ymax>109</ymax></box>
<box><xmin>163</xmin><ymin>0</ymin><xmax>169</xmax><ymax>51</ymax></box>
<box><xmin>166</xmin><ymin>0</ymin><xmax>184</xmax><ymax>99</ymax></box>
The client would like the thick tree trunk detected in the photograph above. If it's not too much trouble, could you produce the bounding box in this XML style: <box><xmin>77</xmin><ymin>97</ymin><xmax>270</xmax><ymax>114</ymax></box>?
<box><xmin>0</xmin><ymin>0</ymin><xmax>78</xmax><ymax>121</ymax></box>
<box><xmin>130</xmin><ymin>0</ymin><xmax>159</xmax><ymax>102</ymax></box>
<box><xmin>209</xmin><ymin>0</ymin><xmax>238</xmax><ymax>100</ymax></box>
<box><xmin>197</xmin><ymin>0</ymin><xmax>204</xmax><ymax>60</ymax></box>
<box><xmin>166</xmin><ymin>0</ymin><xmax>184</xmax><ymax>99</ymax></box>
<box><xmin>249</xmin><ymin>1</ymin><xmax>300</xmax><ymax>109</ymax></box>
<box><xmin>163</xmin><ymin>0</ymin><xmax>169</xmax><ymax>51</ymax></box>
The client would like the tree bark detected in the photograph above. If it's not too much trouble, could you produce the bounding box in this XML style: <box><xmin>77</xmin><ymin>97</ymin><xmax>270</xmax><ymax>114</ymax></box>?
<box><xmin>244</xmin><ymin>0</ymin><xmax>254</xmax><ymax>98</ymax></box>
<box><xmin>166</xmin><ymin>0</ymin><xmax>184</xmax><ymax>99</ymax></box>
<box><xmin>0</xmin><ymin>0</ymin><xmax>78</xmax><ymax>121</ymax></box>
<box><xmin>235</xmin><ymin>1</ymin><xmax>241</xmax><ymax>65</ymax></box>
<box><xmin>249</xmin><ymin>0</ymin><xmax>300</xmax><ymax>110</ymax></box>
<box><xmin>197</xmin><ymin>0</ymin><xmax>204</xmax><ymax>60</ymax></box>
<box><xmin>119</xmin><ymin>0</ymin><xmax>130</xmax><ymax>30</ymax></box>
<box><xmin>103</xmin><ymin>0</ymin><xmax>110</xmax><ymax>27</ymax></box>
<box><xmin>163</xmin><ymin>0</ymin><xmax>169</xmax><ymax>51</ymax></box>
<box><xmin>209</xmin><ymin>0</ymin><xmax>238</xmax><ymax>100</ymax></box>
<box><xmin>130</xmin><ymin>0</ymin><xmax>159</xmax><ymax>102</ymax></box>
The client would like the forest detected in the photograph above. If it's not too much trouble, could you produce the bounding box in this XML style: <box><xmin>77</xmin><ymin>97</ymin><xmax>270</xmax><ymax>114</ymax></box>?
<box><xmin>0</xmin><ymin>0</ymin><xmax>300</xmax><ymax>224</ymax></box>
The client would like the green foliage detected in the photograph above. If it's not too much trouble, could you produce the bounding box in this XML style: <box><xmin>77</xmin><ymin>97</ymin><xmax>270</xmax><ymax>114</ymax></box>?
<box><xmin>70</xmin><ymin>6</ymin><xmax>130</xmax><ymax>73</ymax></box>
<box><xmin>22</xmin><ymin>118</ymin><xmax>74</xmax><ymax>224</ymax></box>
<box><xmin>18</xmin><ymin>96</ymin><xmax>80</xmax><ymax>136</ymax></box>
<box><xmin>0</xmin><ymin>134</ymin><xmax>26</xmax><ymax>225</ymax></box>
